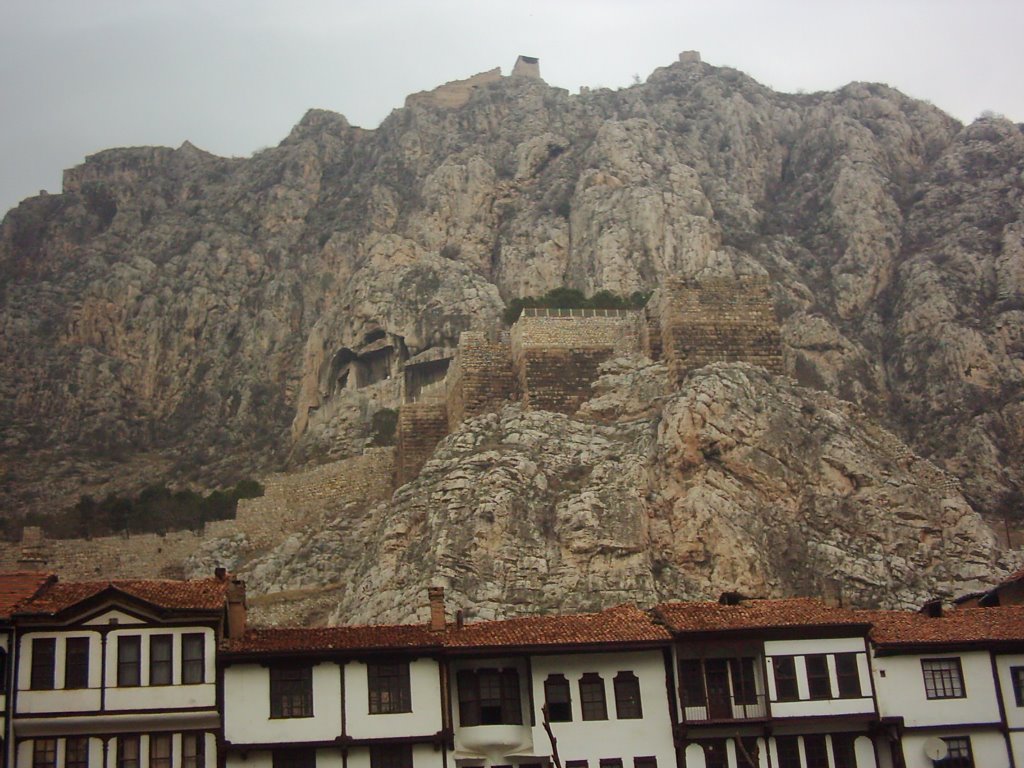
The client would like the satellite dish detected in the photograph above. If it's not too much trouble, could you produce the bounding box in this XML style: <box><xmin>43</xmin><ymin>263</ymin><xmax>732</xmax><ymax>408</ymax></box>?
<box><xmin>923</xmin><ymin>737</ymin><xmax>949</xmax><ymax>761</ymax></box>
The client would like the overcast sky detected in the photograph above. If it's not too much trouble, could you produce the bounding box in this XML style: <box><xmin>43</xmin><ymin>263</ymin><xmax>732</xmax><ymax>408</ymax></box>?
<box><xmin>2</xmin><ymin>0</ymin><xmax>1023</xmax><ymax>217</ymax></box>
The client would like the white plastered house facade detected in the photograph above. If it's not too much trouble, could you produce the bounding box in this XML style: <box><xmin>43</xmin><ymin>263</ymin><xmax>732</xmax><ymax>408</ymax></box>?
<box><xmin>656</xmin><ymin>600</ymin><xmax>883</xmax><ymax>768</ymax></box>
<box><xmin>220</xmin><ymin>625</ymin><xmax>449</xmax><ymax>768</ymax></box>
<box><xmin>449</xmin><ymin>648</ymin><xmax>675</xmax><ymax>768</ymax></box>
<box><xmin>5</xmin><ymin>573</ymin><xmax>242</xmax><ymax>768</ymax></box>
<box><xmin>2</xmin><ymin>577</ymin><xmax>1023</xmax><ymax>768</ymax></box>
<box><xmin>868</xmin><ymin>605</ymin><xmax>1024</xmax><ymax>768</ymax></box>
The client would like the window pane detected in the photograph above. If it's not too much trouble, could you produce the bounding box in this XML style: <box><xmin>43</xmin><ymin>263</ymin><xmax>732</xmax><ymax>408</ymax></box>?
<box><xmin>633</xmin><ymin>757</ymin><xmax>657</xmax><ymax>768</ymax></box>
<box><xmin>150</xmin><ymin>734</ymin><xmax>172</xmax><ymax>768</ymax></box>
<box><xmin>117</xmin><ymin>736</ymin><xmax>140</xmax><ymax>768</ymax></box>
<box><xmin>579</xmin><ymin>673</ymin><xmax>608</xmax><ymax>721</ymax></box>
<box><xmin>150</xmin><ymin>635</ymin><xmax>173</xmax><ymax>686</ymax></box>
<box><xmin>270</xmin><ymin>666</ymin><xmax>313</xmax><ymax>718</ymax></box>
<box><xmin>805</xmin><ymin>655</ymin><xmax>830</xmax><ymax>700</ymax></box>
<box><xmin>831</xmin><ymin>734</ymin><xmax>856</xmax><ymax>768</ymax></box>
<box><xmin>1011</xmin><ymin>666</ymin><xmax>1024</xmax><ymax>707</ymax></box>
<box><xmin>65</xmin><ymin>737</ymin><xmax>89</xmax><ymax>768</ymax></box>
<box><xmin>702</xmin><ymin>741</ymin><xmax>727</xmax><ymax>768</ymax></box>
<box><xmin>729</xmin><ymin>658</ymin><xmax>758</xmax><ymax>705</ymax></box>
<box><xmin>775</xmin><ymin>736</ymin><xmax>800</xmax><ymax>768</ymax></box>
<box><xmin>33</xmin><ymin>739</ymin><xmax>57</xmax><ymax>768</ymax></box>
<box><xmin>64</xmin><ymin>741</ymin><xmax>88</xmax><ymax>768</ymax></box>
<box><xmin>117</xmin><ymin>636</ymin><xmax>141</xmax><ymax>687</ymax></box>
<box><xmin>182</xmin><ymin>634</ymin><xmax>205</xmax><ymax>685</ymax></box>
<box><xmin>478</xmin><ymin>669</ymin><xmax>504</xmax><ymax>725</ymax></box>
<box><xmin>457</xmin><ymin>669</ymin><xmax>480</xmax><ymax>726</ymax></box>
<box><xmin>545</xmin><ymin>674</ymin><xmax>572</xmax><ymax>722</ymax></box>
<box><xmin>922</xmin><ymin>658</ymin><xmax>965</xmax><ymax>699</ymax></box>
<box><xmin>737</xmin><ymin>738</ymin><xmax>759</xmax><ymax>768</ymax></box>
<box><xmin>370</xmin><ymin>744</ymin><xmax>412</xmax><ymax>768</ymax></box>
<box><xmin>272</xmin><ymin>749</ymin><xmax>316</xmax><ymax>768</ymax></box>
<box><xmin>679</xmin><ymin>659</ymin><xmax>706</xmax><ymax>708</ymax></box>
<box><xmin>182</xmin><ymin>734</ymin><xmax>204</xmax><ymax>768</ymax></box>
<box><xmin>804</xmin><ymin>734</ymin><xmax>828</xmax><ymax>768</ymax></box>
<box><xmin>368</xmin><ymin>662</ymin><xmax>411</xmax><ymax>714</ymax></box>
<box><xmin>31</xmin><ymin>638</ymin><xmax>56</xmax><ymax>690</ymax></box>
<box><xmin>500</xmin><ymin>668</ymin><xmax>522</xmax><ymax>725</ymax></box>
<box><xmin>938</xmin><ymin>737</ymin><xmax>973</xmax><ymax>768</ymax></box>
<box><xmin>835</xmin><ymin>654</ymin><xmax>862</xmax><ymax>698</ymax></box>
<box><xmin>773</xmin><ymin>657</ymin><xmax>798</xmax><ymax>701</ymax></box>
<box><xmin>65</xmin><ymin>637</ymin><xmax>90</xmax><ymax>690</ymax></box>
<box><xmin>614</xmin><ymin>671</ymin><xmax>643</xmax><ymax>719</ymax></box>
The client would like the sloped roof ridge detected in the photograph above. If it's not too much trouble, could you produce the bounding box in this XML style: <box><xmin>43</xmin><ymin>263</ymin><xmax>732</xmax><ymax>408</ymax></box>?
<box><xmin>16</xmin><ymin>575</ymin><xmax>229</xmax><ymax>615</ymax></box>
<box><xmin>0</xmin><ymin>571</ymin><xmax>57</xmax><ymax>620</ymax></box>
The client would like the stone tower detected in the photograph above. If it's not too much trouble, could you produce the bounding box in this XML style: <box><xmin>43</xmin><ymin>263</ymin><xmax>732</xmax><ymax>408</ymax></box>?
<box><xmin>512</xmin><ymin>55</ymin><xmax>541</xmax><ymax>79</ymax></box>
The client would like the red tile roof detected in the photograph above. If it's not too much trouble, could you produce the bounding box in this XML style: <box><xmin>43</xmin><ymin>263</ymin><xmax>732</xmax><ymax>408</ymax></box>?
<box><xmin>0</xmin><ymin>572</ymin><xmax>55</xmax><ymax>620</ymax></box>
<box><xmin>654</xmin><ymin>598</ymin><xmax>871</xmax><ymax>634</ymax></box>
<box><xmin>445</xmin><ymin>605</ymin><xmax>671</xmax><ymax>648</ymax></box>
<box><xmin>225</xmin><ymin>624</ymin><xmax>444</xmax><ymax>654</ymax></box>
<box><xmin>17</xmin><ymin>577</ymin><xmax>230</xmax><ymax>615</ymax></box>
<box><xmin>868</xmin><ymin>606</ymin><xmax>1024</xmax><ymax>648</ymax></box>
<box><xmin>225</xmin><ymin>605</ymin><xmax>669</xmax><ymax>655</ymax></box>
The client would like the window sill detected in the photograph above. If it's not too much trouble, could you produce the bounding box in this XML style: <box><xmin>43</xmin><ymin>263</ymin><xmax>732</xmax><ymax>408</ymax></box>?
<box><xmin>269</xmin><ymin>714</ymin><xmax>315</xmax><ymax>720</ymax></box>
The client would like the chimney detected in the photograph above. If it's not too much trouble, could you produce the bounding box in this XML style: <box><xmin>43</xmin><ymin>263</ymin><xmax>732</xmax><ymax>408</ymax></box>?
<box><xmin>226</xmin><ymin>578</ymin><xmax>247</xmax><ymax>639</ymax></box>
<box><xmin>919</xmin><ymin>598</ymin><xmax>943</xmax><ymax>618</ymax></box>
<box><xmin>428</xmin><ymin>586</ymin><xmax>446</xmax><ymax>632</ymax></box>
<box><xmin>214</xmin><ymin>567</ymin><xmax>227</xmax><ymax>581</ymax></box>
<box><xmin>455</xmin><ymin>609</ymin><xmax>465</xmax><ymax>630</ymax></box>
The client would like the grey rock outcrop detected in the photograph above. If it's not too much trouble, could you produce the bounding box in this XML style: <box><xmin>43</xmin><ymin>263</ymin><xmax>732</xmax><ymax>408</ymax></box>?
<box><xmin>2</xmin><ymin>56</ymin><xmax>1023</xmax><ymax>605</ymax></box>
<box><xmin>211</xmin><ymin>361</ymin><xmax>1012</xmax><ymax>626</ymax></box>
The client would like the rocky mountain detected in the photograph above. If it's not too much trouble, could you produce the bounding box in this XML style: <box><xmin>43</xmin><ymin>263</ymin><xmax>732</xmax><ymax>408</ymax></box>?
<box><xmin>1</xmin><ymin>54</ymin><xmax>1022</xmax><ymax>616</ymax></box>
<box><xmin>187</xmin><ymin>360</ymin><xmax>1006</xmax><ymax>625</ymax></box>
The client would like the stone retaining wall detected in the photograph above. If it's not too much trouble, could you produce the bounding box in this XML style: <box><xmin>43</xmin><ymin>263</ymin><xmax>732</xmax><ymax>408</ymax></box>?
<box><xmin>510</xmin><ymin>311</ymin><xmax>642</xmax><ymax>414</ymax></box>
<box><xmin>0</xmin><ymin>449</ymin><xmax>397</xmax><ymax>578</ymax></box>
<box><xmin>235</xmin><ymin>448</ymin><xmax>395</xmax><ymax>548</ymax></box>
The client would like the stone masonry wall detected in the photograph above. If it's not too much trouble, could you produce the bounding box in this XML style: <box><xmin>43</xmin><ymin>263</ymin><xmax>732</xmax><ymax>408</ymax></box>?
<box><xmin>395</xmin><ymin>402</ymin><xmax>450</xmax><ymax>486</ymax></box>
<box><xmin>445</xmin><ymin>331</ymin><xmax>517</xmax><ymax>431</ymax></box>
<box><xmin>0</xmin><ymin>448</ymin><xmax>396</xmax><ymax>578</ymax></box>
<box><xmin>658</xmin><ymin>276</ymin><xmax>783</xmax><ymax>381</ymax></box>
<box><xmin>405</xmin><ymin>68</ymin><xmax>503</xmax><ymax>110</ymax></box>
<box><xmin>234</xmin><ymin>448</ymin><xmax>395</xmax><ymax>548</ymax></box>
<box><xmin>510</xmin><ymin>310</ymin><xmax>643</xmax><ymax>414</ymax></box>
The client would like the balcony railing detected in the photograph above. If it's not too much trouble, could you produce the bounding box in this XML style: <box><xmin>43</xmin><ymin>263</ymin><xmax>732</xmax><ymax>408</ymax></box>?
<box><xmin>681</xmin><ymin>693</ymin><xmax>768</xmax><ymax>723</ymax></box>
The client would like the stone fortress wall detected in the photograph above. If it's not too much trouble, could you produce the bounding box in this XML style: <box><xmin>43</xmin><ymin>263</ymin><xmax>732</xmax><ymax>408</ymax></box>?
<box><xmin>232</xmin><ymin>448</ymin><xmax>395</xmax><ymax>548</ymax></box>
<box><xmin>511</xmin><ymin>309</ymin><xmax>642</xmax><ymax>413</ymax></box>
<box><xmin>405</xmin><ymin>55</ymin><xmax>543</xmax><ymax>111</ymax></box>
<box><xmin>444</xmin><ymin>331</ymin><xmax>517</xmax><ymax>430</ymax></box>
<box><xmin>395</xmin><ymin>403</ymin><xmax>449</xmax><ymax>487</ymax></box>
<box><xmin>0</xmin><ymin>448</ymin><xmax>395</xmax><ymax>579</ymax></box>
<box><xmin>653</xmin><ymin>275</ymin><xmax>783</xmax><ymax>381</ymax></box>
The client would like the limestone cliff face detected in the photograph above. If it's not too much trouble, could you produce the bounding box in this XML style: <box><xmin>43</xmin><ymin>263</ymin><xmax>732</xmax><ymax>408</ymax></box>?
<box><xmin>1</xmin><ymin>57</ymin><xmax>1022</xmax><ymax>569</ymax></box>
<box><xmin>191</xmin><ymin>360</ymin><xmax>1010</xmax><ymax>626</ymax></box>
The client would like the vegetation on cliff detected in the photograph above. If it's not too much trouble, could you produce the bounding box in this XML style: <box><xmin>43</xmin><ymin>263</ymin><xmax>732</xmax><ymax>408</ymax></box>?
<box><xmin>501</xmin><ymin>288</ymin><xmax>651</xmax><ymax>325</ymax></box>
<box><xmin>4</xmin><ymin>480</ymin><xmax>263</xmax><ymax>541</ymax></box>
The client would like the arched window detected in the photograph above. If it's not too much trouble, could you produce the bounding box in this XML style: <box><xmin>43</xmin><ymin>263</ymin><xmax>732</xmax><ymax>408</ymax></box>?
<box><xmin>578</xmin><ymin>672</ymin><xmax>607</xmax><ymax>721</ymax></box>
<box><xmin>613</xmin><ymin>671</ymin><xmax>642</xmax><ymax>719</ymax></box>
<box><xmin>544</xmin><ymin>674</ymin><xmax>572</xmax><ymax>722</ymax></box>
